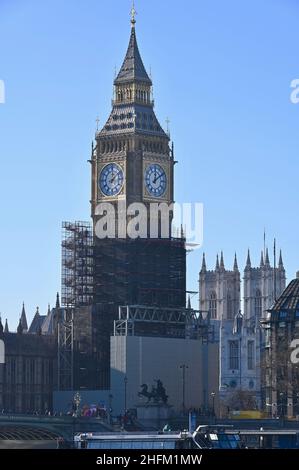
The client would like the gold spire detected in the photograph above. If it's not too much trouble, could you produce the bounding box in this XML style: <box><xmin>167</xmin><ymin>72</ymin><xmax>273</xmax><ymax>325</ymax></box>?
<box><xmin>131</xmin><ymin>0</ymin><xmax>137</xmax><ymax>26</ymax></box>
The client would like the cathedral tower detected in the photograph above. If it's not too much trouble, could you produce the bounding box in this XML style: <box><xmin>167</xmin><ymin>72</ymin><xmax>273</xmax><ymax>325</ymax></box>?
<box><xmin>199</xmin><ymin>253</ymin><xmax>241</xmax><ymax>320</ymax></box>
<box><xmin>243</xmin><ymin>248</ymin><xmax>286</xmax><ymax>321</ymax></box>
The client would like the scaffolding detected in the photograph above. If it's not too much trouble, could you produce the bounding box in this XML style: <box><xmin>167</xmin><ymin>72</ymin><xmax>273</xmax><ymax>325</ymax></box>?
<box><xmin>93</xmin><ymin>236</ymin><xmax>186</xmax><ymax>308</ymax></box>
<box><xmin>57</xmin><ymin>308</ymin><xmax>74</xmax><ymax>391</ymax></box>
<box><xmin>61</xmin><ymin>221</ymin><xmax>93</xmax><ymax>308</ymax></box>
<box><xmin>114</xmin><ymin>304</ymin><xmax>215</xmax><ymax>341</ymax></box>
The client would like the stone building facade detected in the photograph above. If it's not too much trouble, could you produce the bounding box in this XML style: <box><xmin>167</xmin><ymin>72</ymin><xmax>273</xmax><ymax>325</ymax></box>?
<box><xmin>199</xmin><ymin>249</ymin><xmax>286</xmax><ymax>414</ymax></box>
<box><xmin>0</xmin><ymin>306</ymin><xmax>57</xmax><ymax>414</ymax></box>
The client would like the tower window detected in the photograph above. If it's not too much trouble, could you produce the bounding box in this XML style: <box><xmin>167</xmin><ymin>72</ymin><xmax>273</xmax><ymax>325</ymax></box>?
<box><xmin>255</xmin><ymin>289</ymin><xmax>262</xmax><ymax>317</ymax></box>
<box><xmin>229</xmin><ymin>340</ymin><xmax>239</xmax><ymax>370</ymax></box>
<box><xmin>209</xmin><ymin>291</ymin><xmax>217</xmax><ymax>319</ymax></box>
<box><xmin>227</xmin><ymin>292</ymin><xmax>233</xmax><ymax>319</ymax></box>
<box><xmin>247</xmin><ymin>340</ymin><xmax>255</xmax><ymax>370</ymax></box>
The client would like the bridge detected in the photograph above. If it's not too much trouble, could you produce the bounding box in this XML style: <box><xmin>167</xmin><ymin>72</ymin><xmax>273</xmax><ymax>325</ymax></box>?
<box><xmin>0</xmin><ymin>413</ymin><xmax>113</xmax><ymax>442</ymax></box>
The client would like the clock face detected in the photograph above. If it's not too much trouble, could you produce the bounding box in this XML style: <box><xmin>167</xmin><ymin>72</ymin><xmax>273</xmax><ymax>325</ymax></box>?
<box><xmin>145</xmin><ymin>164</ymin><xmax>167</xmax><ymax>197</ymax></box>
<box><xmin>99</xmin><ymin>163</ymin><xmax>124</xmax><ymax>197</ymax></box>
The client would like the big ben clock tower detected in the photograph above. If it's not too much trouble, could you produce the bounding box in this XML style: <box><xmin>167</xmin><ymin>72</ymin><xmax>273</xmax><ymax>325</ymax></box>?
<box><xmin>91</xmin><ymin>11</ymin><xmax>173</xmax><ymax>231</ymax></box>
<box><xmin>82</xmin><ymin>10</ymin><xmax>186</xmax><ymax>388</ymax></box>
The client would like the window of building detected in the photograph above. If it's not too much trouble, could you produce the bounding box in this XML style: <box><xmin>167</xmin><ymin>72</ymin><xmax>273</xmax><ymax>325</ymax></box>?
<box><xmin>255</xmin><ymin>289</ymin><xmax>262</xmax><ymax>317</ymax></box>
<box><xmin>227</xmin><ymin>292</ymin><xmax>233</xmax><ymax>319</ymax></box>
<box><xmin>209</xmin><ymin>291</ymin><xmax>217</xmax><ymax>319</ymax></box>
<box><xmin>247</xmin><ymin>340</ymin><xmax>255</xmax><ymax>370</ymax></box>
<box><xmin>229</xmin><ymin>340</ymin><xmax>239</xmax><ymax>370</ymax></box>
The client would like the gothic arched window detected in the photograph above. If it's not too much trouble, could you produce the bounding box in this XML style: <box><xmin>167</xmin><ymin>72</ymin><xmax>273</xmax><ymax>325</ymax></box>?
<box><xmin>209</xmin><ymin>291</ymin><xmax>217</xmax><ymax>319</ymax></box>
<box><xmin>227</xmin><ymin>292</ymin><xmax>233</xmax><ymax>319</ymax></box>
<box><xmin>255</xmin><ymin>289</ymin><xmax>262</xmax><ymax>317</ymax></box>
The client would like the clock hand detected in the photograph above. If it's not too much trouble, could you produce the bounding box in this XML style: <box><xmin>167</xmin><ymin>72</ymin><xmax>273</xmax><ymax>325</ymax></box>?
<box><xmin>153</xmin><ymin>174</ymin><xmax>162</xmax><ymax>184</ymax></box>
<box><xmin>111</xmin><ymin>170</ymin><xmax>117</xmax><ymax>184</ymax></box>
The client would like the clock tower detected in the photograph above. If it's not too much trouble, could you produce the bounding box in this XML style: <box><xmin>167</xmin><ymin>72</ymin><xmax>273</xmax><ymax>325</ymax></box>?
<box><xmin>80</xmin><ymin>12</ymin><xmax>187</xmax><ymax>389</ymax></box>
<box><xmin>91</xmin><ymin>15</ymin><xmax>174</xmax><ymax>233</ymax></box>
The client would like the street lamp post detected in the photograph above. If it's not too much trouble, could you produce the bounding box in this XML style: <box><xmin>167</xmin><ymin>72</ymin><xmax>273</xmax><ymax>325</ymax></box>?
<box><xmin>108</xmin><ymin>394</ymin><xmax>113</xmax><ymax>425</ymax></box>
<box><xmin>73</xmin><ymin>391</ymin><xmax>81</xmax><ymax>418</ymax></box>
<box><xmin>211</xmin><ymin>392</ymin><xmax>216</xmax><ymax>419</ymax></box>
<box><xmin>72</xmin><ymin>391</ymin><xmax>81</xmax><ymax>446</ymax></box>
<box><xmin>179</xmin><ymin>365</ymin><xmax>189</xmax><ymax>414</ymax></box>
<box><xmin>124</xmin><ymin>377</ymin><xmax>128</xmax><ymax>414</ymax></box>
<box><xmin>279</xmin><ymin>392</ymin><xmax>284</xmax><ymax>420</ymax></box>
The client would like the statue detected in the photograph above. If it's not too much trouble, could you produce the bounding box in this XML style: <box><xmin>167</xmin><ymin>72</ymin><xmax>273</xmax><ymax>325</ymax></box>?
<box><xmin>138</xmin><ymin>380</ymin><xmax>168</xmax><ymax>405</ymax></box>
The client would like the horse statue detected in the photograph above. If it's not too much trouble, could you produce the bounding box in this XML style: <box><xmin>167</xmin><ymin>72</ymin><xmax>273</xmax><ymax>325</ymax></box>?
<box><xmin>155</xmin><ymin>379</ymin><xmax>168</xmax><ymax>404</ymax></box>
<box><xmin>138</xmin><ymin>380</ymin><xmax>169</xmax><ymax>405</ymax></box>
<box><xmin>138</xmin><ymin>384</ymin><xmax>154</xmax><ymax>403</ymax></box>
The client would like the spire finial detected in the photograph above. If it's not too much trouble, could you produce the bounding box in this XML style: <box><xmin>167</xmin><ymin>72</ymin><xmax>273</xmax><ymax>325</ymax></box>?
<box><xmin>166</xmin><ymin>117</ymin><xmax>171</xmax><ymax>137</ymax></box>
<box><xmin>95</xmin><ymin>116</ymin><xmax>100</xmax><ymax>132</ymax></box>
<box><xmin>131</xmin><ymin>0</ymin><xmax>137</xmax><ymax>26</ymax></box>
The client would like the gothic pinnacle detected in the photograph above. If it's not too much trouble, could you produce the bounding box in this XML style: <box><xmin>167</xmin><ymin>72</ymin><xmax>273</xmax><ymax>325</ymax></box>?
<box><xmin>56</xmin><ymin>293</ymin><xmax>60</xmax><ymax>309</ymax></box>
<box><xmin>216</xmin><ymin>254</ymin><xmax>220</xmax><ymax>271</ymax></box>
<box><xmin>246</xmin><ymin>249</ymin><xmax>251</xmax><ymax>269</ymax></box>
<box><xmin>233</xmin><ymin>253</ymin><xmax>239</xmax><ymax>271</ymax></box>
<box><xmin>201</xmin><ymin>253</ymin><xmax>207</xmax><ymax>273</ymax></box>
<box><xmin>17</xmin><ymin>318</ymin><xmax>23</xmax><ymax>335</ymax></box>
<box><xmin>20</xmin><ymin>302</ymin><xmax>28</xmax><ymax>332</ymax></box>
<box><xmin>260</xmin><ymin>251</ymin><xmax>265</xmax><ymax>267</ymax></box>
<box><xmin>279</xmin><ymin>250</ymin><xmax>284</xmax><ymax>269</ymax></box>
<box><xmin>220</xmin><ymin>251</ymin><xmax>225</xmax><ymax>270</ymax></box>
<box><xmin>265</xmin><ymin>248</ymin><xmax>270</xmax><ymax>266</ymax></box>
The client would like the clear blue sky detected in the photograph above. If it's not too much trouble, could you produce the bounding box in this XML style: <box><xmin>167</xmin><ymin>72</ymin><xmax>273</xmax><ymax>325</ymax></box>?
<box><xmin>0</xmin><ymin>0</ymin><xmax>298</xmax><ymax>329</ymax></box>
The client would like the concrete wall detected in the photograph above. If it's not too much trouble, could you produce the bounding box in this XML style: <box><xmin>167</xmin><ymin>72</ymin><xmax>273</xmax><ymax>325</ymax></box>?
<box><xmin>111</xmin><ymin>336</ymin><xmax>208</xmax><ymax>415</ymax></box>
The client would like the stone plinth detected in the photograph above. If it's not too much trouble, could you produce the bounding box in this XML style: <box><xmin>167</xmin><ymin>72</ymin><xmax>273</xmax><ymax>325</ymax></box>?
<box><xmin>136</xmin><ymin>402</ymin><xmax>173</xmax><ymax>429</ymax></box>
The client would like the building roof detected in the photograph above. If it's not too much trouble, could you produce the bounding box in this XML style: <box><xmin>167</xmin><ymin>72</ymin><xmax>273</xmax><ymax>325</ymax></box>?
<box><xmin>97</xmin><ymin>22</ymin><xmax>168</xmax><ymax>141</ymax></box>
<box><xmin>28</xmin><ymin>307</ymin><xmax>46</xmax><ymax>334</ymax></box>
<box><xmin>41</xmin><ymin>308</ymin><xmax>55</xmax><ymax>335</ymax></box>
<box><xmin>269</xmin><ymin>278</ymin><xmax>299</xmax><ymax>313</ymax></box>
<box><xmin>114</xmin><ymin>25</ymin><xmax>152</xmax><ymax>85</ymax></box>
<box><xmin>99</xmin><ymin>103</ymin><xmax>167</xmax><ymax>138</ymax></box>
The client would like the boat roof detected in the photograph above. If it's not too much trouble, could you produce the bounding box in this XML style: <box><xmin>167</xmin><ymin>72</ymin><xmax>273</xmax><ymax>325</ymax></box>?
<box><xmin>77</xmin><ymin>432</ymin><xmax>190</xmax><ymax>441</ymax></box>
